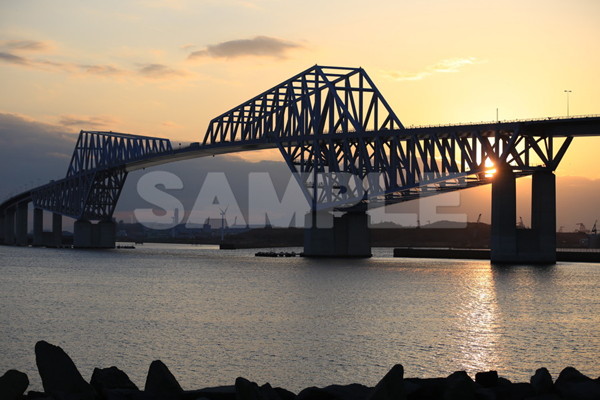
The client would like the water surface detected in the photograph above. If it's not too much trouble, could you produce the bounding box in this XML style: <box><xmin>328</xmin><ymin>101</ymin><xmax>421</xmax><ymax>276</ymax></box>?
<box><xmin>1</xmin><ymin>244</ymin><xmax>598</xmax><ymax>392</ymax></box>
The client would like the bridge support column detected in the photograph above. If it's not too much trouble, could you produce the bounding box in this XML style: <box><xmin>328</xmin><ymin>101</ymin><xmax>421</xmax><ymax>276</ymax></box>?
<box><xmin>73</xmin><ymin>219</ymin><xmax>93</xmax><ymax>248</ymax></box>
<box><xmin>73</xmin><ymin>219</ymin><xmax>116</xmax><ymax>248</ymax></box>
<box><xmin>33</xmin><ymin>208</ymin><xmax>43</xmax><ymax>247</ymax></box>
<box><xmin>15</xmin><ymin>202</ymin><xmax>29</xmax><ymax>246</ymax></box>
<box><xmin>97</xmin><ymin>220</ymin><xmax>116</xmax><ymax>248</ymax></box>
<box><xmin>491</xmin><ymin>166</ymin><xmax>517</xmax><ymax>261</ymax></box>
<box><xmin>303</xmin><ymin>211</ymin><xmax>371</xmax><ymax>257</ymax></box>
<box><xmin>51</xmin><ymin>213</ymin><xmax>62</xmax><ymax>247</ymax></box>
<box><xmin>491</xmin><ymin>166</ymin><xmax>556</xmax><ymax>263</ymax></box>
<box><xmin>4</xmin><ymin>207</ymin><xmax>15</xmax><ymax>245</ymax></box>
<box><xmin>531</xmin><ymin>170</ymin><xmax>556</xmax><ymax>263</ymax></box>
<box><xmin>0</xmin><ymin>214</ymin><xmax>4</xmax><ymax>243</ymax></box>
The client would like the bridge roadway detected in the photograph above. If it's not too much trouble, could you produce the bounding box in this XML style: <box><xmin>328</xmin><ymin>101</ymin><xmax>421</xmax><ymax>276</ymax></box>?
<box><xmin>1</xmin><ymin>64</ymin><xmax>600</xmax><ymax>262</ymax></box>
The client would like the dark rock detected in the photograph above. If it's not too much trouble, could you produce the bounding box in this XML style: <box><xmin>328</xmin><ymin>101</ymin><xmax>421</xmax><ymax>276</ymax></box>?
<box><xmin>185</xmin><ymin>385</ymin><xmax>235</xmax><ymax>400</ymax></box>
<box><xmin>530</xmin><ymin>368</ymin><xmax>554</xmax><ymax>395</ymax></box>
<box><xmin>34</xmin><ymin>340</ymin><xmax>98</xmax><ymax>400</ymax></box>
<box><xmin>368</xmin><ymin>364</ymin><xmax>405</xmax><ymax>400</ymax></box>
<box><xmin>497</xmin><ymin>377</ymin><xmax>512</xmax><ymax>386</ymax></box>
<box><xmin>556</xmin><ymin>367</ymin><xmax>591</xmax><ymax>384</ymax></box>
<box><xmin>475</xmin><ymin>371</ymin><xmax>498</xmax><ymax>388</ymax></box>
<box><xmin>259</xmin><ymin>383</ymin><xmax>285</xmax><ymax>400</ymax></box>
<box><xmin>404</xmin><ymin>377</ymin><xmax>446</xmax><ymax>400</ymax></box>
<box><xmin>273</xmin><ymin>387</ymin><xmax>296</xmax><ymax>400</ymax></box>
<box><xmin>297</xmin><ymin>384</ymin><xmax>371</xmax><ymax>400</ymax></box>
<box><xmin>100</xmin><ymin>389</ymin><xmax>162</xmax><ymax>400</ymax></box>
<box><xmin>524</xmin><ymin>395</ymin><xmax>561</xmax><ymax>400</ymax></box>
<box><xmin>443</xmin><ymin>371</ymin><xmax>476</xmax><ymax>400</ymax></box>
<box><xmin>0</xmin><ymin>369</ymin><xmax>29</xmax><ymax>400</ymax></box>
<box><xmin>234</xmin><ymin>377</ymin><xmax>283</xmax><ymax>400</ymax></box>
<box><xmin>91</xmin><ymin>366</ymin><xmax>139</xmax><ymax>395</ymax></box>
<box><xmin>473</xmin><ymin>387</ymin><xmax>495</xmax><ymax>400</ymax></box>
<box><xmin>555</xmin><ymin>367</ymin><xmax>600</xmax><ymax>400</ymax></box>
<box><xmin>144</xmin><ymin>360</ymin><xmax>183</xmax><ymax>398</ymax></box>
<box><xmin>490</xmin><ymin>382</ymin><xmax>534</xmax><ymax>400</ymax></box>
<box><xmin>235</xmin><ymin>377</ymin><xmax>261</xmax><ymax>400</ymax></box>
<box><xmin>24</xmin><ymin>391</ymin><xmax>54</xmax><ymax>399</ymax></box>
<box><xmin>296</xmin><ymin>387</ymin><xmax>334</xmax><ymax>400</ymax></box>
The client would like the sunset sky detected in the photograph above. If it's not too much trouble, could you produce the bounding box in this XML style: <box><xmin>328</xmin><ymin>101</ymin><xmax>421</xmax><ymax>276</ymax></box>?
<box><xmin>1</xmin><ymin>0</ymin><xmax>599</xmax><ymax>227</ymax></box>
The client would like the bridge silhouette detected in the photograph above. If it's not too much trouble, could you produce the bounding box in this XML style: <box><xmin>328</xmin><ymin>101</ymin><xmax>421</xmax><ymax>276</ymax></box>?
<box><xmin>1</xmin><ymin>65</ymin><xmax>599</xmax><ymax>262</ymax></box>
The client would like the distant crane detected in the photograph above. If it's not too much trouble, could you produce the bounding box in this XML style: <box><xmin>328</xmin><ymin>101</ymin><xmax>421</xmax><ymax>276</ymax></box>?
<box><xmin>517</xmin><ymin>216</ymin><xmax>526</xmax><ymax>229</ymax></box>
<box><xmin>476</xmin><ymin>213</ymin><xmax>482</xmax><ymax>224</ymax></box>
<box><xmin>576</xmin><ymin>223</ymin><xmax>588</xmax><ymax>233</ymax></box>
<box><xmin>592</xmin><ymin>220</ymin><xmax>598</xmax><ymax>235</ymax></box>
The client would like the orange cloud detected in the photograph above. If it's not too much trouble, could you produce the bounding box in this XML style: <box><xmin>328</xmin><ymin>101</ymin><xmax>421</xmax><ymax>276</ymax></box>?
<box><xmin>188</xmin><ymin>36</ymin><xmax>303</xmax><ymax>60</ymax></box>
<box><xmin>385</xmin><ymin>57</ymin><xmax>483</xmax><ymax>81</ymax></box>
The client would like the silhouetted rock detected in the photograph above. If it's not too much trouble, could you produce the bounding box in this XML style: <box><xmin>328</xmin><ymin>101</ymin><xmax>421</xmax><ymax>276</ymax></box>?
<box><xmin>24</xmin><ymin>390</ymin><xmax>53</xmax><ymax>399</ymax></box>
<box><xmin>235</xmin><ymin>377</ymin><xmax>262</xmax><ymax>400</ymax></box>
<box><xmin>475</xmin><ymin>370</ymin><xmax>498</xmax><ymax>388</ymax></box>
<box><xmin>100</xmin><ymin>388</ymin><xmax>159</xmax><ymax>400</ymax></box>
<box><xmin>273</xmin><ymin>387</ymin><xmax>296</xmax><ymax>400</ymax></box>
<box><xmin>443</xmin><ymin>371</ymin><xmax>476</xmax><ymax>400</ymax></box>
<box><xmin>34</xmin><ymin>340</ymin><xmax>98</xmax><ymax>400</ymax></box>
<box><xmin>530</xmin><ymin>367</ymin><xmax>554</xmax><ymax>395</ymax></box>
<box><xmin>185</xmin><ymin>385</ymin><xmax>235</xmax><ymax>400</ymax></box>
<box><xmin>297</xmin><ymin>384</ymin><xmax>371</xmax><ymax>400</ymax></box>
<box><xmin>144</xmin><ymin>360</ymin><xmax>183</xmax><ymax>399</ymax></box>
<box><xmin>234</xmin><ymin>377</ymin><xmax>282</xmax><ymax>400</ymax></box>
<box><xmin>368</xmin><ymin>364</ymin><xmax>405</xmax><ymax>400</ymax></box>
<box><xmin>555</xmin><ymin>367</ymin><xmax>600</xmax><ymax>400</ymax></box>
<box><xmin>0</xmin><ymin>369</ymin><xmax>29</xmax><ymax>400</ymax></box>
<box><xmin>491</xmin><ymin>382</ymin><xmax>534</xmax><ymax>400</ymax></box>
<box><xmin>91</xmin><ymin>366</ymin><xmax>139</xmax><ymax>394</ymax></box>
<box><xmin>259</xmin><ymin>383</ymin><xmax>285</xmax><ymax>400</ymax></box>
<box><xmin>497</xmin><ymin>377</ymin><xmax>513</xmax><ymax>386</ymax></box>
<box><xmin>525</xmin><ymin>394</ymin><xmax>561</xmax><ymax>400</ymax></box>
<box><xmin>404</xmin><ymin>377</ymin><xmax>446</xmax><ymax>400</ymax></box>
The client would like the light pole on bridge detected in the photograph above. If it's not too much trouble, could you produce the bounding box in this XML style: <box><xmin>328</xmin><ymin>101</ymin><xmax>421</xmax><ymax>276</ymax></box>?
<box><xmin>564</xmin><ymin>90</ymin><xmax>572</xmax><ymax>117</ymax></box>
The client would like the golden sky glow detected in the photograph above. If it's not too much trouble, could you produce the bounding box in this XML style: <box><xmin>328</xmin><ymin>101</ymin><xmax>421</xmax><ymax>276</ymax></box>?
<box><xmin>1</xmin><ymin>0</ymin><xmax>599</xmax><ymax>175</ymax></box>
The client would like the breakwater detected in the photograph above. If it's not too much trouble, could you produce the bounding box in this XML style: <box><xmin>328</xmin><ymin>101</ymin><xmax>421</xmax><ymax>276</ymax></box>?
<box><xmin>2</xmin><ymin>341</ymin><xmax>599</xmax><ymax>400</ymax></box>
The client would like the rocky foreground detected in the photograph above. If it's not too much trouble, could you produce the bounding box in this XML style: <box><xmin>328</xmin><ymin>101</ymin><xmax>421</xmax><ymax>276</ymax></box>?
<box><xmin>1</xmin><ymin>341</ymin><xmax>599</xmax><ymax>400</ymax></box>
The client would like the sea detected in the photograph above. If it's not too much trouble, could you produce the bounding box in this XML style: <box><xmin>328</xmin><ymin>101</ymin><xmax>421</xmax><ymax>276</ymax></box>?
<box><xmin>1</xmin><ymin>243</ymin><xmax>598</xmax><ymax>393</ymax></box>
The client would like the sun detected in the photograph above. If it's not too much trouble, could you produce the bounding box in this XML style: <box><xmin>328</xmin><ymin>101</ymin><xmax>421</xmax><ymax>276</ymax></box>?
<box><xmin>484</xmin><ymin>158</ymin><xmax>496</xmax><ymax>178</ymax></box>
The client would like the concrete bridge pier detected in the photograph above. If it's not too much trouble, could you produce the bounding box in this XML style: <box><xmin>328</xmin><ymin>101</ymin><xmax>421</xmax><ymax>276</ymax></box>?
<box><xmin>303</xmin><ymin>210</ymin><xmax>372</xmax><ymax>257</ymax></box>
<box><xmin>50</xmin><ymin>213</ymin><xmax>63</xmax><ymax>247</ymax></box>
<box><xmin>491</xmin><ymin>166</ymin><xmax>556</xmax><ymax>263</ymax></box>
<box><xmin>73</xmin><ymin>219</ymin><xmax>116</xmax><ymax>248</ymax></box>
<box><xmin>0</xmin><ymin>213</ymin><xmax>4</xmax><ymax>243</ymax></box>
<box><xmin>531</xmin><ymin>170</ymin><xmax>556</xmax><ymax>262</ymax></box>
<box><xmin>15</xmin><ymin>202</ymin><xmax>29</xmax><ymax>246</ymax></box>
<box><xmin>4</xmin><ymin>207</ymin><xmax>16</xmax><ymax>245</ymax></box>
<box><xmin>33</xmin><ymin>208</ymin><xmax>43</xmax><ymax>246</ymax></box>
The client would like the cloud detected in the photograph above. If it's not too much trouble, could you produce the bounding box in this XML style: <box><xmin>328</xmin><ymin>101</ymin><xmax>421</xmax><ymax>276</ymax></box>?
<box><xmin>0</xmin><ymin>113</ymin><xmax>75</xmax><ymax>199</ymax></box>
<box><xmin>385</xmin><ymin>57</ymin><xmax>482</xmax><ymax>81</ymax></box>
<box><xmin>0</xmin><ymin>40</ymin><xmax>52</xmax><ymax>52</ymax></box>
<box><xmin>137</xmin><ymin>63</ymin><xmax>189</xmax><ymax>79</ymax></box>
<box><xmin>0</xmin><ymin>38</ymin><xmax>187</xmax><ymax>80</ymax></box>
<box><xmin>188</xmin><ymin>36</ymin><xmax>303</xmax><ymax>60</ymax></box>
<box><xmin>161</xmin><ymin>121</ymin><xmax>183</xmax><ymax>129</ymax></box>
<box><xmin>0</xmin><ymin>52</ymin><xmax>30</xmax><ymax>65</ymax></box>
<box><xmin>80</xmin><ymin>64</ymin><xmax>126</xmax><ymax>76</ymax></box>
<box><xmin>57</xmin><ymin>114</ymin><xmax>119</xmax><ymax>129</ymax></box>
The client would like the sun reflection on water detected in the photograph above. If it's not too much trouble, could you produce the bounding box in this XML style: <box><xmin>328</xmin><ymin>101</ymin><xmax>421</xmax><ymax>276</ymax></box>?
<box><xmin>453</xmin><ymin>263</ymin><xmax>502</xmax><ymax>373</ymax></box>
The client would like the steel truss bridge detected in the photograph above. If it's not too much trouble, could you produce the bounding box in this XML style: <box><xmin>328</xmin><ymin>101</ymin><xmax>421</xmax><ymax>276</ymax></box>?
<box><xmin>1</xmin><ymin>65</ymin><xmax>599</xmax><ymax>259</ymax></box>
